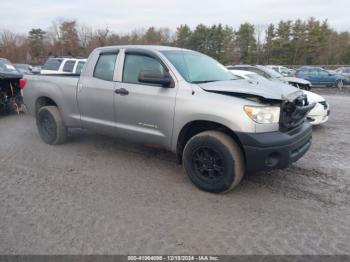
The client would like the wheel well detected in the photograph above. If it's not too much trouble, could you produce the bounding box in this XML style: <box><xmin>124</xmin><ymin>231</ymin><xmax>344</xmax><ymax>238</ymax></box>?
<box><xmin>35</xmin><ymin>97</ymin><xmax>57</xmax><ymax>116</ymax></box>
<box><xmin>176</xmin><ymin>120</ymin><xmax>245</xmax><ymax>163</ymax></box>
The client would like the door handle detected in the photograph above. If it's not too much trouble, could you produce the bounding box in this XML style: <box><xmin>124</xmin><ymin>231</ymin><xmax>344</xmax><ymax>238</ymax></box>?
<box><xmin>114</xmin><ymin>88</ymin><xmax>129</xmax><ymax>96</ymax></box>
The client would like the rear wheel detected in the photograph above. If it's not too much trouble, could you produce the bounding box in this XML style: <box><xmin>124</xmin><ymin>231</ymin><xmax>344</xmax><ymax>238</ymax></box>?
<box><xmin>183</xmin><ymin>131</ymin><xmax>244</xmax><ymax>193</ymax></box>
<box><xmin>336</xmin><ymin>80</ymin><xmax>344</xmax><ymax>90</ymax></box>
<box><xmin>36</xmin><ymin>106</ymin><xmax>67</xmax><ymax>145</ymax></box>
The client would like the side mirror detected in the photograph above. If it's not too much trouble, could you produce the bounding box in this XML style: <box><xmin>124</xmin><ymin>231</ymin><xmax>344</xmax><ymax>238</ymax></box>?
<box><xmin>138</xmin><ymin>70</ymin><xmax>172</xmax><ymax>87</ymax></box>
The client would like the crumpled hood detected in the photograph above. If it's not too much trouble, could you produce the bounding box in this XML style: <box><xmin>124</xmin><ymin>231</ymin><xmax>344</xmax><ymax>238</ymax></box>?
<box><xmin>282</xmin><ymin>76</ymin><xmax>311</xmax><ymax>85</ymax></box>
<box><xmin>198</xmin><ymin>79</ymin><xmax>303</xmax><ymax>101</ymax></box>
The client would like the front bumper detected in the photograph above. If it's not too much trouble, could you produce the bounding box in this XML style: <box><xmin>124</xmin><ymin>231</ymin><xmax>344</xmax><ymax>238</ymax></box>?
<box><xmin>236</xmin><ymin>122</ymin><xmax>312</xmax><ymax>173</ymax></box>
<box><xmin>307</xmin><ymin>102</ymin><xmax>330</xmax><ymax>125</ymax></box>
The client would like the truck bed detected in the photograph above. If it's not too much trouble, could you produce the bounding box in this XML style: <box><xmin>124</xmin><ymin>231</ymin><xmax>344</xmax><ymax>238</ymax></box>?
<box><xmin>23</xmin><ymin>74</ymin><xmax>81</xmax><ymax>127</ymax></box>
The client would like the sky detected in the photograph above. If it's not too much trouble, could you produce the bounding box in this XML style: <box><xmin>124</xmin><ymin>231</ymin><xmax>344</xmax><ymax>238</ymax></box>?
<box><xmin>0</xmin><ymin>0</ymin><xmax>349</xmax><ymax>34</ymax></box>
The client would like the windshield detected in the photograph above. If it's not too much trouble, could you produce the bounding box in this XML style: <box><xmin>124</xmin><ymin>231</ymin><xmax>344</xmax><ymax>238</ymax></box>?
<box><xmin>161</xmin><ymin>50</ymin><xmax>240</xmax><ymax>83</ymax></box>
<box><xmin>14</xmin><ymin>64</ymin><xmax>31</xmax><ymax>74</ymax></box>
<box><xmin>257</xmin><ymin>65</ymin><xmax>284</xmax><ymax>78</ymax></box>
<box><xmin>0</xmin><ymin>59</ymin><xmax>19</xmax><ymax>74</ymax></box>
<box><xmin>280</xmin><ymin>66</ymin><xmax>291</xmax><ymax>74</ymax></box>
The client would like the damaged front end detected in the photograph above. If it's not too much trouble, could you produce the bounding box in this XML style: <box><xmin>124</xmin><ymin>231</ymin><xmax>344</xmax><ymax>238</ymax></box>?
<box><xmin>0</xmin><ymin>73</ymin><xmax>24</xmax><ymax>114</ymax></box>
<box><xmin>279</xmin><ymin>91</ymin><xmax>316</xmax><ymax>131</ymax></box>
<box><xmin>199</xmin><ymin>80</ymin><xmax>315</xmax><ymax>131</ymax></box>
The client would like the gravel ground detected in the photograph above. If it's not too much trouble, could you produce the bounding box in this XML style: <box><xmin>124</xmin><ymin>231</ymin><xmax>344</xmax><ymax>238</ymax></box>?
<box><xmin>0</xmin><ymin>91</ymin><xmax>349</xmax><ymax>255</ymax></box>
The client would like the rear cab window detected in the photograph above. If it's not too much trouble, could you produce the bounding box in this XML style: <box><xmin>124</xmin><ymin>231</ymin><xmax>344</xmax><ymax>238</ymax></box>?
<box><xmin>42</xmin><ymin>59</ymin><xmax>63</xmax><ymax>71</ymax></box>
<box><xmin>93</xmin><ymin>53</ymin><xmax>118</xmax><ymax>81</ymax></box>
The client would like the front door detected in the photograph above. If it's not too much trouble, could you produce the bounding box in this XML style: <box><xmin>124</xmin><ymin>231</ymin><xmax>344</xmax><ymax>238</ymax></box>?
<box><xmin>318</xmin><ymin>69</ymin><xmax>334</xmax><ymax>86</ymax></box>
<box><xmin>114</xmin><ymin>51</ymin><xmax>177</xmax><ymax>148</ymax></box>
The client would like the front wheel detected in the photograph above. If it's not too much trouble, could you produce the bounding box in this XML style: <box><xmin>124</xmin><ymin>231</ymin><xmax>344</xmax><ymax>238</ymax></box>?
<box><xmin>183</xmin><ymin>131</ymin><xmax>245</xmax><ymax>193</ymax></box>
<box><xmin>36</xmin><ymin>106</ymin><xmax>68</xmax><ymax>145</ymax></box>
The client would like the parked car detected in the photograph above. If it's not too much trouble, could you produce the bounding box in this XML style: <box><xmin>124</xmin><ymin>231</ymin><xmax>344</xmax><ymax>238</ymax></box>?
<box><xmin>0</xmin><ymin>58</ymin><xmax>25</xmax><ymax>113</ymax></box>
<box><xmin>295</xmin><ymin>66</ymin><xmax>348</xmax><ymax>89</ymax></box>
<box><xmin>228</xmin><ymin>65</ymin><xmax>312</xmax><ymax>90</ymax></box>
<box><xmin>14</xmin><ymin>64</ymin><xmax>33</xmax><ymax>74</ymax></box>
<box><xmin>41</xmin><ymin>57</ymin><xmax>87</xmax><ymax>75</ymax></box>
<box><xmin>335</xmin><ymin>67</ymin><xmax>350</xmax><ymax>78</ymax></box>
<box><xmin>230</xmin><ymin>70</ymin><xmax>330</xmax><ymax>125</ymax></box>
<box><xmin>31</xmin><ymin>66</ymin><xmax>42</xmax><ymax>75</ymax></box>
<box><xmin>267</xmin><ymin>65</ymin><xmax>295</xmax><ymax>77</ymax></box>
<box><xmin>23</xmin><ymin>45</ymin><xmax>314</xmax><ymax>193</ymax></box>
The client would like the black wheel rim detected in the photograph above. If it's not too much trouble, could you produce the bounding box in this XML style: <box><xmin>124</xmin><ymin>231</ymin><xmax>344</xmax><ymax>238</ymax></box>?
<box><xmin>39</xmin><ymin>113</ymin><xmax>56</xmax><ymax>142</ymax></box>
<box><xmin>192</xmin><ymin>147</ymin><xmax>225</xmax><ymax>183</ymax></box>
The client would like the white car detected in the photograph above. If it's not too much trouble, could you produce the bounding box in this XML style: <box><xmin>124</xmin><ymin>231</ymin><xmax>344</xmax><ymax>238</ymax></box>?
<box><xmin>267</xmin><ymin>65</ymin><xmax>295</xmax><ymax>77</ymax></box>
<box><xmin>230</xmin><ymin>70</ymin><xmax>330</xmax><ymax>125</ymax></box>
<box><xmin>41</xmin><ymin>58</ymin><xmax>87</xmax><ymax>75</ymax></box>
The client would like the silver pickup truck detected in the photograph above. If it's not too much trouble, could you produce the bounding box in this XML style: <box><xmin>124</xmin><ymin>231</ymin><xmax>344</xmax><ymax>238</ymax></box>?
<box><xmin>23</xmin><ymin>45</ymin><xmax>315</xmax><ymax>193</ymax></box>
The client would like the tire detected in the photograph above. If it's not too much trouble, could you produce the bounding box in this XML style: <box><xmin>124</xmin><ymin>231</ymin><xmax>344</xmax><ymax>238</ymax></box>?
<box><xmin>336</xmin><ymin>80</ymin><xmax>344</xmax><ymax>90</ymax></box>
<box><xmin>36</xmin><ymin>106</ymin><xmax>68</xmax><ymax>145</ymax></box>
<box><xmin>183</xmin><ymin>131</ymin><xmax>245</xmax><ymax>193</ymax></box>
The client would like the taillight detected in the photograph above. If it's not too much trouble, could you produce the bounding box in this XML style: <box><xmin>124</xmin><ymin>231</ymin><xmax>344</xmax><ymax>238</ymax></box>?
<box><xmin>19</xmin><ymin>78</ymin><xmax>27</xmax><ymax>89</ymax></box>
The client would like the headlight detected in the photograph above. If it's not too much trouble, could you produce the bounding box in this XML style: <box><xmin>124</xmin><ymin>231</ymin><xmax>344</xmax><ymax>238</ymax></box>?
<box><xmin>244</xmin><ymin>106</ymin><xmax>280</xmax><ymax>124</ymax></box>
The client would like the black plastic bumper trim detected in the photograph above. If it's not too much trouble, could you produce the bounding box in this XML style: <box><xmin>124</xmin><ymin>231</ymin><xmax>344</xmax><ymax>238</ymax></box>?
<box><xmin>236</xmin><ymin>122</ymin><xmax>312</xmax><ymax>173</ymax></box>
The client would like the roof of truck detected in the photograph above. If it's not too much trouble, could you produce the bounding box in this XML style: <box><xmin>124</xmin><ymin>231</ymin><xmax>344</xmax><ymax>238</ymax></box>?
<box><xmin>95</xmin><ymin>45</ymin><xmax>189</xmax><ymax>52</ymax></box>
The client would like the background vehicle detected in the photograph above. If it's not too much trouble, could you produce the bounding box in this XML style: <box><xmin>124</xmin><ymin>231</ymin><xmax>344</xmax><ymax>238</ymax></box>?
<box><xmin>23</xmin><ymin>46</ymin><xmax>314</xmax><ymax>193</ymax></box>
<box><xmin>0</xmin><ymin>58</ymin><xmax>25</xmax><ymax>113</ymax></box>
<box><xmin>31</xmin><ymin>66</ymin><xmax>42</xmax><ymax>74</ymax></box>
<box><xmin>230</xmin><ymin>70</ymin><xmax>330</xmax><ymax>125</ymax></box>
<box><xmin>267</xmin><ymin>65</ymin><xmax>295</xmax><ymax>77</ymax></box>
<box><xmin>228</xmin><ymin>64</ymin><xmax>312</xmax><ymax>90</ymax></box>
<box><xmin>334</xmin><ymin>67</ymin><xmax>350</xmax><ymax>78</ymax></box>
<box><xmin>295</xmin><ymin>66</ymin><xmax>348</xmax><ymax>89</ymax></box>
<box><xmin>41</xmin><ymin>57</ymin><xmax>87</xmax><ymax>75</ymax></box>
<box><xmin>14</xmin><ymin>64</ymin><xmax>33</xmax><ymax>74</ymax></box>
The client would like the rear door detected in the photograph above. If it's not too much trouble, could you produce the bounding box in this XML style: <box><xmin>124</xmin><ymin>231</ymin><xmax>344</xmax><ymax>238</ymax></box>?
<box><xmin>77</xmin><ymin>50</ymin><xmax>120</xmax><ymax>136</ymax></box>
<box><xmin>114</xmin><ymin>49</ymin><xmax>177</xmax><ymax>148</ymax></box>
<box><xmin>304</xmin><ymin>69</ymin><xmax>319</xmax><ymax>85</ymax></box>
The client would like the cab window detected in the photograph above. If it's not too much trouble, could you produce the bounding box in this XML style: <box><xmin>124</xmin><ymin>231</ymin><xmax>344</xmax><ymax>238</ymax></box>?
<box><xmin>93</xmin><ymin>53</ymin><xmax>118</xmax><ymax>81</ymax></box>
<box><xmin>42</xmin><ymin>58</ymin><xmax>62</xmax><ymax>71</ymax></box>
<box><xmin>63</xmin><ymin>60</ymin><xmax>75</xmax><ymax>73</ymax></box>
<box><xmin>76</xmin><ymin>61</ymin><xmax>86</xmax><ymax>74</ymax></box>
<box><xmin>123</xmin><ymin>54</ymin><xmax>166</xmax><ymax>86</ymax></box>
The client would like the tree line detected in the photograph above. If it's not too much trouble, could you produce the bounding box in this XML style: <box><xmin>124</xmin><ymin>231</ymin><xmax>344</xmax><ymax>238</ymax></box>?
<box><xmin>0</xmin><ymin>18</ymin><xmax>349</xmax><ymax>66</ymax></box>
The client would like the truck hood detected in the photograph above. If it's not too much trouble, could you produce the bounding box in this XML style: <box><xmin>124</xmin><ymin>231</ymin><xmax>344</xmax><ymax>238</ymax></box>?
<box><xmin>198</xmin><ymin>79</ymin><xmax>303</xmax><ymax>102</ymax></box>
<box><xmin>282</xmin><ymin>76</ymin><xmax>311</xmax><ymax>85</ymax></box>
